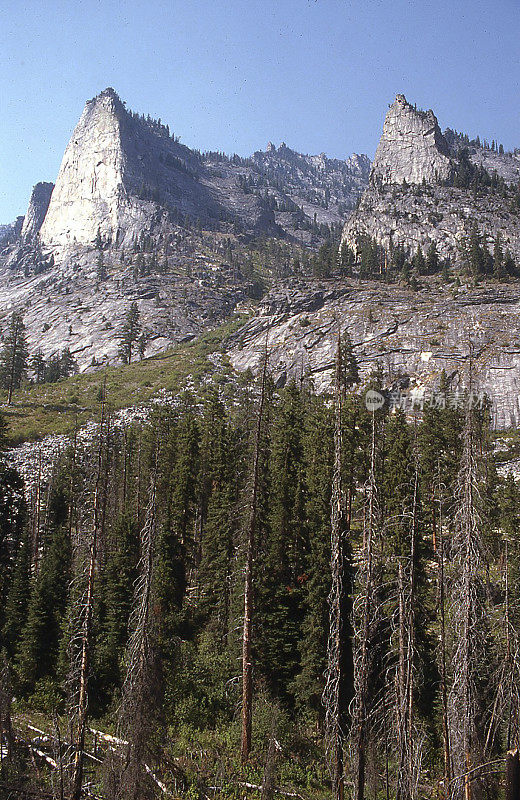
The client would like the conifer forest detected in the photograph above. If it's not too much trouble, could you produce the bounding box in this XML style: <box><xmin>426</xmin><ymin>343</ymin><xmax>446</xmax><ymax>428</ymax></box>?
<box><xmin>1</xmin><ymin>336</ymin><xmax>520</xmax><ymax>800</ymax></box>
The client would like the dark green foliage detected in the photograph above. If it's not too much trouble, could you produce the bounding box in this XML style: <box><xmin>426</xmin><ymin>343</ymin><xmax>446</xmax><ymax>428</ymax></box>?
<box><xmin>3</xmin><ymin>366</ymin><xmax>520</xmax><ymax>796</ymax></box>
<box><xmin>30</xmin><ymin>349</ymin><xmax>46</xmax><ymax>384</ymax></box>
<box><xmin>155</xmin><ymin>409</ymin><xmax>200</xmax><ymax>662</ymax></box>
<box><xmin>118</xmin><ymin>302</ymin><xmax>141</xmax><ymax>364</ymax></box>
<box><xmin>0</xmin><ymin>463</ymin><xmax>26</xmax><ymax>641</ymax></box>
<box><xmin>426</xmin><ymin>241</ymin><xmax>439</xmax><ymax>274</ymax></box>
<box><xmin>294</xmin><ymin>395</ymin><xmax>333</xmax><ymax>718</ymax></box>
<box><xmin>312</xmin><ymin>241</ymin><xmax>336</xmax><ymax>278</ymax></box>
<box><xmin>2</xmin><ymin>526</ymin><xmax>32</xmax><ymax>660</ymax></box>
<box><xmin>461</xmin><ymin>225</ymin><xmax>494</xmax><ymax>277</ymax></box>
<box><xmin>93</xmin><ymin>512</ymin><xmax>139</xmax><ymax>711</ymax></box>
<box><xmin>341</xmin><ymin>331</ymin><xmax>360</xmax><ymax>388</ymax></box>
<box><xmin>16</xmin><ymin>524</ymin><xmax>71</xmax><ymax>694</ymax></box>
<box><xmin>413</xmin><ymin>245</ymin><xmax>426</xmax><ymax>275</ymax></box>
<box><xmin>0</xmin><ymin>312</ymin><xmax>29</xmax><ymax>402</ymax></box>
<box><xmin>196</xmin><ymin>391</ymin><xmax>237</xmax><ymax>640</ymax></box>
<box><xmin>97</xmin><ymin>249</ymin><xmax>107</xmax><ymax>282</ymax></box>
<box><xmin>256</xmin><ymin>382</ymin><xmax>309</xmax><ymax>702</ymax></box>
<box><xmin>357</xmin><ymin>233</ymin><xmax>380</xmax><ymax>276</ymax></box>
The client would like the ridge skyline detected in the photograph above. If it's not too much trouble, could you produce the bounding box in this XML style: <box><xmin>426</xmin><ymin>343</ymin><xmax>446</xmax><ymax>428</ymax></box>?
<box><xmin>3</xmin><ymin>81</ymin><xmax>519</xmax><ymax>226</ymax></box>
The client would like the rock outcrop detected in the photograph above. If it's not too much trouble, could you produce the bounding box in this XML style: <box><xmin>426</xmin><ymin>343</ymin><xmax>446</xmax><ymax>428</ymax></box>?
<box><xmin>343</xmin><ymin>94</ymin><xmax>520</xmax><ymax>264</ymax></box>
<box><xmin>36</xmin><ymin>88</ymin><xmax>370</xmax><ymax>255</ymax></box>
<box><xmin>229</xmin><ymin>277</ymin><xmax>520</xmax><ymax>428</ymax></box>
<box><xmin>0</xmin><ymin>217</ymin><xmax>23</xmax><ymax>247</ymax></box>
<box><xmin>39</xmin><ymin>89</ymin><xmax>177</xmax><ymax>249</ymax></box>
<box><xmin>21</xmin><ymin>182</ymin><xmax>54</xmax><ymax>240</ymax></box>
<box><xmin>370</xmin><ymin>94</ymin><xmax>452</xmax><ymax>186</ymax></box>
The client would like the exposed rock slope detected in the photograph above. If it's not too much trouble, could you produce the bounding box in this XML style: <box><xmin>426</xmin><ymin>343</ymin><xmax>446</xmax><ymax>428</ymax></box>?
<box><xmin>229</xmin><ymin>277</ymin><xmax>520</xmax><ymax>428</ymax></box>
<box><xmin>31</xmin><ymin>88</ymin><xmax>369</xmax><ymax>255</ymax></box>
<box><xmin>343</xmin><ymin>94</ymin><xmax>520</xmax><ymax>263</ymax></box>
<box><xmin>39</xmin><ymin>88</ymin><xmax>243</xmax><ymax>251</ymax></box>
<box><xmin>21</xmin><ymin>182</ymin><xmax>54</xmax><ymax>240</ymax></box>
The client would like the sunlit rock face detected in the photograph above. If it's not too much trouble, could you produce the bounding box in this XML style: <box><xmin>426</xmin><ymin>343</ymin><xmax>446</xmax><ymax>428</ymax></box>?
<box><xmin>370</xmin><ymin>94</ymin><xmax>453</xmax><ymax>186</ymax></box>
<box><xmin>39</xmin><ymin>89</ymin><xmax>130</xmax><ymax>248</ymax></box>
<box><xmin>342</xmin><ymin>94</ymin><xmax>520</xmax><ymax>264</ymax></box>
<box><xmin>37</xmin><ymin>88</ymin><xmax>279</xmax><ymax>253</ymax></box>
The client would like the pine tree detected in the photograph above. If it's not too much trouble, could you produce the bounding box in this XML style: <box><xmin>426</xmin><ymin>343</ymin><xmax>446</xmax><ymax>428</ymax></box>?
<box><xmin>295</xmin><ymin>395</ymin><xmax>333</xmax><ymax>720</ymax></box>
<box><xmin>0</xmin><ymin>463</ymin><xmax>26</xmax><ymax>642</ymax></box>
<box><xmin>118</xmin><ymin>302</ymin><xmax>141</xmax><ymax>364</ymax></box>
<box><xmin>0</xmin><ymin>312</ymin><xmax>29</xmax><ymax>404</ymax></box>
<box><xmin>97</xmin><ymin>249</ymin><xmax>107</xmax><ymax>282</ymax></box>
<box><xmin>93</xmin><ymin>512</ymin><xmax>139</xmax><ymax>711</ymax></box>
<box><xmin>60</xmin><ymin>348</ymin><xmax>78</xmax><ymax>378</ymax></box>
<box><xmin>30</xmin><ymin>349</ymin><xmax>47</xmax><ymax>384</ymax></box>
<box><xmin>16</xmin><ymin>523</ymin><xmax>71</xmax><ymax>693</ymax></box>
<box><xmin>197</xmin><ymin>391</ymin><xmax>235</xmax><ymax>639</ymax></box>
<box><xmin>493</xmin><ymin>233</ymin><xmax>505</xmax><ymax>280</ymax></box>
<box><xmin>342</xmin><ymin>330</ymin><xmax>360</xmax><ymax>388</ymax></box>
<box><xmin>1</xmin><ymin>520</ymin><xmax>31</xmax><ymax>659</ymax></box>
<box><xmin>257</xmin><ymin>381</ymin><xmax>308</xmax><ymax>702</ymax></box>
<box><xmin>413</xmin><ymin>245</ymin><xmax>426</xmax><ymax>275</ymax></box>
<box><xmin>426</xmin><ymin>241</ymin><xmax>439</xmax><ymax>274</ymax></box>
<box><xmin>155</xmin><ymin>411</ymin><xmax>199</xmax><ymax>665</ymax></box>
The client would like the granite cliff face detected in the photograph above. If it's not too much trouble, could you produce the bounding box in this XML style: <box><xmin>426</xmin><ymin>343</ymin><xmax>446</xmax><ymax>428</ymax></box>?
<box><xmin>229</xmin><ymin>278</ymin><xmax>520</xmax><ymax>428</ymax></box>
<box><xmin>343</xmin><ymin>94</ymin><xmax>520</xmax><ymax>263</ymax></box>
<box><xmin>370</xmin><ymin>94</ymin><xmax>452</xmax><ymax>185</ymax></box>
<box><xmin>4</xmin><ymin>88</ymin><xmax>520</xmax><ymax>433</ymax></box>
<box><xmin>38</xmin><ymin>88</ymin><xmax>230</xmax><ymax>250</ymax></box>
<box><xmin>39</xmin><ymin>90</ymin><xmax>129</xmax><ymax>248</ymax></box>
<box><xmin>34</xmin><ymin>88</ymin><xmax>369</xmax><ymax>255</ymax></box>
<box><xmin>21</xmin><ymin>182</ymin><xmax>54</xmax><ymax>240</ymax></box>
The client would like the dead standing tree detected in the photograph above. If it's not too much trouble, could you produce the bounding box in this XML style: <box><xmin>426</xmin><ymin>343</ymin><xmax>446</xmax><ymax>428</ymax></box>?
<box><xmin>0</xmin><ymin>657</ymin><xmax>13</xmax><ymax>783</ymax></box>
<box><xmin>483</xmin><ymin>534</ymin><xmax>520</xmax><ymax>760</ymax></box>
<box><xmin>67</xmin><ymin>394</ymin><xmax>108</xmax><ymax>800</ymax></box>
<box><xmin>323</xmin><ymin>334</ymin><xmax>354</xmax><ymax>800</ymax></box>
<box><xmin>241</xmin><ymin>342</ymin><xmax>269</xmax><ymax>764</ymax></box>
<box><xmin>448</xmin><ymin>377</ymin><xmax>488</xmax><ymax>800</ymax></box>
<box><xmin>394</xmin><ymin>455</ymin><xmax>422</xmax><ymax>800</ymax></box>
<box><xmin>107</xmin><ymin>465</ymin><xmax>161</xmax><ymax>800</ymax></box>
<box><xmin>350</xmin><ymin>405</ymin><xmax>380</xmax><ymax>800</ymax></box>
<box><xmin>436</xmin><ymin>476</ymin><xmax>453</xmax><ymax>798</ymax></box>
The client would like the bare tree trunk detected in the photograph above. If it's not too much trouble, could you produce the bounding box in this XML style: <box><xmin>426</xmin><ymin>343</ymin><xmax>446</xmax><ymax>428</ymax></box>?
<box><xmin>436</xmin><ymin>483</ymin><xmax>452</xmax><ymax>798</ymax></box>
<box><xmin>396</xmin><ymin>560</ymin><xmax>407</xmax><ymax>799</ymax></box>
<box><xmin>241</xmin><ymin>345</ymin><xmax>268</xmax><ymax>764</ymax></box>
<box><xmin>324</xmin><ymin>334</ymin><xmax>353</xmax><ymax>800</ymax></box>
<box><xmin>395</xmin><ymin>457</ymin><xmax>420</xmax><ymax>800</ymax></box>
<box><xmin>70</xmin><ymin>400</ymin><xmax>106</xmax><ymax>800</ymax></box>
<box><xmin>70</xmin><ymin>536</ymin><xmax>96</xmax><ymax>800</ymax></box>
<box><xmin>352</xmin><ymin>410</ymin><xmax>378</xmax><ymax>800</ymax></box>
<box><xmin>506</xmin><ymin>749</ymin><xmax>520</xmax><ymax>800</ymax></box>
<box><xmin>0</xmin><ymin>659</ymin><xmax>13</xmax><ymax>782</ymax></box>
<box><xmin>109</xmin><ymin>461</ymin><xmax>160</xmax><ymax>800</ymax></box>
<box><xmin>448</xmin><ymin>368</ymin><xmax>487</xmax><ymax>800</ymax></box>
<box><xmin>136</xmin><ymin>430</ymin><xmax>143</xmax><ymax>530</ymax></box>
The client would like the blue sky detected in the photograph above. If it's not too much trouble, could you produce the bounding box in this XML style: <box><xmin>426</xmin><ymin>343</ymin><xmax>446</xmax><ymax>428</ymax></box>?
<box><xmin>1</xmin><ymin>0</ymin><xmax>519</xmax><ymax>222</ymax></box>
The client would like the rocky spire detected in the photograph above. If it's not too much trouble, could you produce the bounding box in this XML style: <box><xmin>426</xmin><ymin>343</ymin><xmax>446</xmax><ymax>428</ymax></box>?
<box><xmin>39</xmin><ymin>88</ymin><xmax>129</xmax><ymax>249</ymax></box>
<box><xmin>21</xmin><ymin>182</ymin><xmax>54</xmax><ymax>240</ymax></box>
<box><xmin>370</xmin><ymin>93</ymin><xmax>453</xmax><ymax>185</ymax></box>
